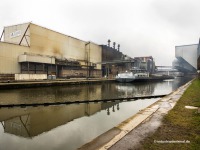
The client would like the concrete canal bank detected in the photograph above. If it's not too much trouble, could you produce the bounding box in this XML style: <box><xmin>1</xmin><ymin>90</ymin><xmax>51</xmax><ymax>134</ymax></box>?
<box><xmin>0</xmin><ymin>78</ymin><xmax>115</xmax><ymax>90</ymax></box>
<box><xmin>79</xmin><ymin>80</ymin><xmax>193</xmax><ymax>150</ymax></box>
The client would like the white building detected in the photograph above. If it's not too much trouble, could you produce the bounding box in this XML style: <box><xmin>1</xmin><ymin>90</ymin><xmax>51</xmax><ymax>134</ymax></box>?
<box><xmin>173</xmin><ymin>44</ymin><xmax>198</xmax><ymax>73</ymax></box>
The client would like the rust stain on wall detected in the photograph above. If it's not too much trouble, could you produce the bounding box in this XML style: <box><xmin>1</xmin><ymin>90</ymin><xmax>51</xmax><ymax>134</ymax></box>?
<box><xmin>53</xmin><ymin>46</ymin><xmax>62</xmax><ymax>55</ymax></box>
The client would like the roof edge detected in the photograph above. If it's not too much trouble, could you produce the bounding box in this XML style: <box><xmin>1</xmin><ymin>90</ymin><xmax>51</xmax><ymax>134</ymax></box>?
<box><xmin>4</xmin><ymin>22</ymin><xmax>31</xmax><ymax>28</ymax></box>
<box><xmin>175</xmin><ymin>44</ymin><xmax>198</xmax><ymax>47</ymax></box>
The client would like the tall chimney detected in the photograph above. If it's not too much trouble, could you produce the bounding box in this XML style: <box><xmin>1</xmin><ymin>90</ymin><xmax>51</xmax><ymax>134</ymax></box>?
<box><xmin>117</xmin><ymin>44</ymin><xmax>120</xmax><ymax>51</ymax></box>
<box><xmin>113</xmin><ymin>42</ymin><xmax>116</xmax><ymax>49</ymax></box>
<box><xmin>108</xmin><ymin>39</ymin><xmax>111</xmax><ymax>47</ymax></box>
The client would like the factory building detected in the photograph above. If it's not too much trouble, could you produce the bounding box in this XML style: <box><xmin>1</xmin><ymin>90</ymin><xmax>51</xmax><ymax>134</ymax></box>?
<box><xmin>0</xmin><ymin>22</ymin><xmax>102</xmax><ymax>80</ymax></box>
<box><xmin>133</xmin><ymin>56</ymin><xmax>155</xmax><ymax>73</ymax></box>
<box><xmin>173</xmin><ymin>44</ymin><xmax>199</xmax><ymax>73</ymax></box>
<box><xmin>100</xmin><ymin>40</ymin><xmax>134</xmax><ymax>78</ymax></box>
<box><xmin>100</xmin><ymin>41</ymin><xmax>155</xmax><ymax>78</ymax></box>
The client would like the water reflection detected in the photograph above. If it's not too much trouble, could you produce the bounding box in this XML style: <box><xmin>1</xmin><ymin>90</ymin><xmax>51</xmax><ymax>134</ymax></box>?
<box><xmin>0</xmin><ymin>77</ymin><xmax>193</xmax><ymax>139</ymax></box>
<box><xmin>0</xmin><ymin>85</ymin><xmax>103</xmax><ymax>105</ymax></box>
<box><xmin>0</xmin><ymin>83</ymin><xmax>159</xmax><ymax>105</ymax></box>
<box><xmin>0</xmin><ymin>102</ymin><xmax>119</xmax><ymax>138</ymax></box>
<box><xmin>0</xmin><ymin>77</ymin><xmax>194</xmax><ymax>150</ymax></box>
<box><xmin>105</xmin><ymin>103</ymin><xmax>120</xmax><ymax>115</ymax></box>
<box><xmin>172</xmin><ymin>76</ymin><xmax>194</xmax><ymax>90</ymax></box>
<box><xmin>116</xmin><ymin>83</ymin><xmax>156</xmax><ymax>97</ymax></box>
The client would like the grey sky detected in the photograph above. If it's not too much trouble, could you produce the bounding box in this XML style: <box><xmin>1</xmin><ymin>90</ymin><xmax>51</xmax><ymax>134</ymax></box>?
<box><xmin>1</xmin><ymin>0</ymin><xmax>200</xmax><ymax>65</ymax></box>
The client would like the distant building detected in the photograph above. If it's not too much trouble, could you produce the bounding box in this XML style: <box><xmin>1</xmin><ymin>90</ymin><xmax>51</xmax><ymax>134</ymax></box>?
<box><xmin>0</xmin><ymin>22</ymin><xmax>102</xmax><ymax>80</ymax></box>
<box><xmin>101</xmin><ymin>42</ymin><xmax>134</xmax><ymax>78</ymax></box>
<box><xmin>133</xmin><ymin>56</ymin><xmax>155</xmax><ymax>73</ymax></box>
<box><xmin>198</xmin><ymin>57</ymin><xmax>200</xmax><ymax>71</ymax></box>
<box><xmin>198</xmin><ymin>41</ymin><xmax>200</xmax><ymax>71</ymax></box>
<box><xmin>173</xmin><ymin>44</ymin><xmax>199</xmax><ymax>73</ymax></box>
<box><xmin>101</xmin><ymin>45</ymin><xmax>121</xmax><ymax>77</ymax></box>
<box><xmin>101</xmin><ymin>45</ymin><xmax>123</xmax><ymax>62</ymax></box>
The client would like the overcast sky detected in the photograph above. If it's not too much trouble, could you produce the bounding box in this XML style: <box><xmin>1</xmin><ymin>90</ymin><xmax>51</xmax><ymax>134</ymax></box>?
<box><xmin>1</xmin><ymin>0</ymin><xmax>200</xmax><ymax>65</ymax></box>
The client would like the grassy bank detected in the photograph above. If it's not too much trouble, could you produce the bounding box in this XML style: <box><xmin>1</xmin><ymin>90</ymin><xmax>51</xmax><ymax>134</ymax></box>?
<box><xmin>140</xmin><ymin>79</ymin><xmax>200</xmax><ymax>150</ymax></box>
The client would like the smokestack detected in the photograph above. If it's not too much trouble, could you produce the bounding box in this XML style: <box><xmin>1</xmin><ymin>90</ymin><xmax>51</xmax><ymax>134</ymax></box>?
<box><xmin>117</xmin><ymin>44</ymin><xmax>120</xmax><ymax>51</ymax></box>
<box><xmin>108</xmin><ymin>39</ymin><xmax>111</xmax><ymax>47</ymax></box>
<box><xmin>113</xmin><ymin>42</ymin><xmax>116</xmax><ymax>49</ymax></box>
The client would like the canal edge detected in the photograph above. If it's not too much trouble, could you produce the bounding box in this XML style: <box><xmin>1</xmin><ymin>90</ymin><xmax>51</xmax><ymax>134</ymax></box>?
<box><xmin>78</xmin><ymin>80</ymin><xmax>192</xmax><ymax>150</ymax></box>
<box><xmin>0</xmin><ymin>78</ymin><xmax>115</xmax><ymax>90</ymax></box>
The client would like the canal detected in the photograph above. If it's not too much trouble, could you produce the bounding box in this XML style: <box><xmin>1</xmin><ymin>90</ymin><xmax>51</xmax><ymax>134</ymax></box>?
<box><xmin>0</xmin><ymin>77</ymin><xmax>193</xmax><ymax>150</ymax></box>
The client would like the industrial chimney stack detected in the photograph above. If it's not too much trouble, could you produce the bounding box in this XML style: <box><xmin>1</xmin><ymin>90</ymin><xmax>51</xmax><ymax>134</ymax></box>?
<box><xmin>113</xmin><ymin>42</ymin><xmax>116</xmax><ymax>49</ymax></box>
<box><xmin>108</xmin><ymin>39</ymin><xmax>111</xmax><ymax>47</ymax></box>
<box><xmin>117</xmin><ymin>44</ymin><xmax>120</xmax><ymax>51</ymax></box>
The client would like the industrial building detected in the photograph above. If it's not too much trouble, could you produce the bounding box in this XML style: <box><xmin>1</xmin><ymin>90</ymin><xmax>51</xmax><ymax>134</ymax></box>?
<box><xmin>101</xmin><ymin>46</ymin><xmax>156</xmax><ymax>78</ymax></box>
<box><xmin>133</xmin><ymin>56</ymin><xmax>155</xmax><ymax>73</ymax></box>
<box><xmin>173</xmin><ymin>43</ymin><xmax>200</xmax><ymax>73</ymax></box>
<box><xmin>0</xmin><ymin>22</ymin><xmax>102</xmax><ymax>80</ymax></box>
<box><xmin>100</xmin><ymin>40</ymin><xmax>133</xmax><ymax>78</ymax></box>
<box><xmin>0</xmin><ymin>22</ymin><xmax>157</xmax><ymax>81</ymax></box>
<box><xmin>198</xmin><ymin>41</ymin><xmax>200</xmax><ymax>71</ymax></box>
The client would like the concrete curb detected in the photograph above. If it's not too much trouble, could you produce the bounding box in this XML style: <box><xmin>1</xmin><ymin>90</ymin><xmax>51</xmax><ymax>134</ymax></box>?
<box><xmin>79</xmin><ymin>80</ymin><xmax>192</xmax><ymax>150</ymax></box>
<box><xmin>0</xmin><ymin>79</ymin><xmax>115</xmax><ymax>90</ymax></box>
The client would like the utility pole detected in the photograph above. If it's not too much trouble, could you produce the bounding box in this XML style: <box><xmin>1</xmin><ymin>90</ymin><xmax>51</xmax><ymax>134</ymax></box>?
<box><xmin>51</xmin><ymin>57</ymin><xmax>52</xmax><ymax>80</ymax></box>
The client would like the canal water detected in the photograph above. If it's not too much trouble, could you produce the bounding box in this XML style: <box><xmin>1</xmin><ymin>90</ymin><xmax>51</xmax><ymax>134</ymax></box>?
<box><xmin>0</xmin><ymin>77</ymin><xmax>193</xmax><ymax>150</ymax></box>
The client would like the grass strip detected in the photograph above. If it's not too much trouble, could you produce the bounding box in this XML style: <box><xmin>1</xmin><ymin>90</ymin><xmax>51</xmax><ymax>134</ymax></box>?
<box><xmin>140</xmin><ymin>79</ymin><xmax>200</xmax><ymax>150</ymax></box>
